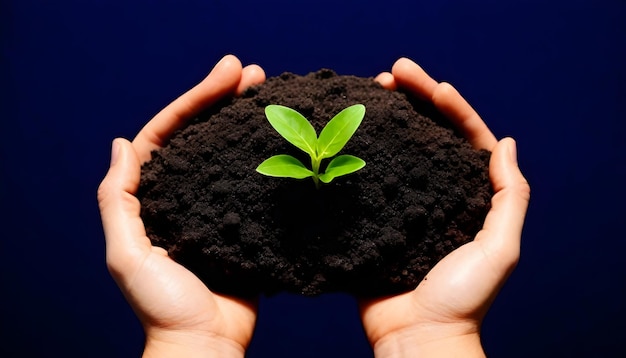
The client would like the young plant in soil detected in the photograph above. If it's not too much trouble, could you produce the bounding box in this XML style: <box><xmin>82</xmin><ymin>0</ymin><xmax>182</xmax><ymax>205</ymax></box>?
<box><xmin>256</xmin><ymin>104</ymin><xmax>366</xmax><ymax>188</ymax></box>
<box><xmin>137</xmin><ymin>70</ymin><xmax>492</xmax><ymax>297</ymax></box>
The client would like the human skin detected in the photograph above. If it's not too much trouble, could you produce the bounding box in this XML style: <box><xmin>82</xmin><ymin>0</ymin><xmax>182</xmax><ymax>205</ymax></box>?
<box><xmin>98</xmin><ymin>55</ymin><xmax>529</xmax><ymax>357</ymax></box>
<box><xmin>97</xmin><ymin>55</ymin><xmax>265</xmax><ymax>358</ymax></box>
<box><xmin>361</xmin><ymin>58</ymin><xmax>530</xmax><ymax>357</ymax></box>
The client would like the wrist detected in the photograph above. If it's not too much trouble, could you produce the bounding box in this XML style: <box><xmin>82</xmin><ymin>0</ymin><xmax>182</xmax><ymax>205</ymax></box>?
<box><xmin>143</xmin><ymin>329</ymin><xmax>245</xmax><ymax>358</ymax></box>
<box><xmin>372</xmin><ymin>325</ymin><xmax>485</xmax><ymax>358</ymax></box>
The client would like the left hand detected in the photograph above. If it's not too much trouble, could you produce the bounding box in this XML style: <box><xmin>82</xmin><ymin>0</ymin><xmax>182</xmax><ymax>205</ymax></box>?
<box><xmin>98</xmin><ymin>55</ymin><xmax>265</xmax><ymax>357</ymax></box>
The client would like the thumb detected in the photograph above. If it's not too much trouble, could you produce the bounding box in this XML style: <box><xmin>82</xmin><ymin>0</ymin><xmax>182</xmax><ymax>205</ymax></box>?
<box><xmin>474</xmin><ymin>138</ymin><xmax>530</xmax><ymax>272</ymax></box>
<box><xmin>97</xmin><ymin>138</ymin><xmax>151</xmax><ymax>281</ymax></box>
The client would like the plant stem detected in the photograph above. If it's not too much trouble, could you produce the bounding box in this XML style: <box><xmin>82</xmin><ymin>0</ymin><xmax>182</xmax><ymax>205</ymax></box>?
<box><xmin>311</xmin><ymin>156</ymin><xmax>321</xmax><ymax>189</ymax></box>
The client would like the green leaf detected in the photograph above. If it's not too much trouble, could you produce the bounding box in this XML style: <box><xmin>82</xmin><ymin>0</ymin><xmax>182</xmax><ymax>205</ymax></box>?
<box><xmin>256</xmin><ymin>155</ymin><xmax>314</xmax><ymax>179</ymax></box>
<box><xmin>317</xmin><ymin>104</ymin><xmax>365</xmax><ymax>159</ymax></box>
<box><xmin>265</xmin><ymin>105</ymin><xmax>317</xmax><ymax>156</ymax></box>
<box><xmin>318</xmin><ymin>155</ymin><xmax>366</xmax><ymax>183</ymax></box>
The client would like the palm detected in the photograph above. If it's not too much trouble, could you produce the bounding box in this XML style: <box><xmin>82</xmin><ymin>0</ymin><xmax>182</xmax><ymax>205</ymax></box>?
<box><xmin>360</xmin><ymin>237</ymin><xmax>511</xmax><ymax>344</ymax></box>
<box><xmin>99</xmin><ymin>55</ymin><xmax>266</xmax><ymax>353</ymax></box>
<box><xmin>361</xmin><ymin>58</ymin><xmax>529</xmax><ymax>348</ymax></box>
<box><xmin>119</xmin><ymin>246</ymin><xmax>256</xmax><ymax>347</ymax></box>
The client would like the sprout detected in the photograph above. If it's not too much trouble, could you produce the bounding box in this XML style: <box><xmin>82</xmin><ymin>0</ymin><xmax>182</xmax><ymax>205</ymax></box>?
<box><xmin>256</xmin><ymin>104</ymin><xmax>366</xmax><ymax>188</ymax></box>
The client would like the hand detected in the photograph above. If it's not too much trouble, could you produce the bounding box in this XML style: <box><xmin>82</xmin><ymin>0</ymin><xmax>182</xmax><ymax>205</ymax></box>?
<box><xmin>360</xmin><ymin>59</ymin><xmax>530</xmax><ymax>357</ymax></box>
<box><xmin>97</xmin><ymin>55</ymin><xmax>265</xmax><ymax>357</ymax></box>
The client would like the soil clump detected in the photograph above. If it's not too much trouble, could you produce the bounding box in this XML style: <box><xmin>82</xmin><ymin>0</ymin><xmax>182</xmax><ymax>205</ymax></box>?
<box><xmin>138</xmin><ymin>69</ymin><xmax>491</xmax><ymax>297</ymax></box>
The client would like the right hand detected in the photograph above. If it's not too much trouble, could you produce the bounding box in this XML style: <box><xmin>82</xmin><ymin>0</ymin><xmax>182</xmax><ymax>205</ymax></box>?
<box><xmin>360</xmin><ymin>58</ymin><xmax>530</xmax><ymax>357</ymax></box>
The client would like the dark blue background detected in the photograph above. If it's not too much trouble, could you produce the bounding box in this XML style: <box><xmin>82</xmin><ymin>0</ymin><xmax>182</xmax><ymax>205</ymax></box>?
<box><xmin>2</xmin><ymin>1</ymin><xmax>625</xmax><ymax>356</ymax></box>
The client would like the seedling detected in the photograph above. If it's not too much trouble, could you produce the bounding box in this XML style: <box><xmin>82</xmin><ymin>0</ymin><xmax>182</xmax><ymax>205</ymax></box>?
<box><xmin>256</xmin><ymin>104</ymin><xmax>366</xmax><ymax>188</ymax></box>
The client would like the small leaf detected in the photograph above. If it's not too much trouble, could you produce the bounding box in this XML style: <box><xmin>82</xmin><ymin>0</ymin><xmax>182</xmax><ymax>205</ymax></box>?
<box><xmin>256</xmin><ymin>155</ymin><xmax>314</xmax><ymax>179</ymax></box>
<box><xmin>318</xmin><ymin>155</ymin><xmax>366</xmax><ymax>183</ymax></box>
<box><xmin>265</xmin><ymin>105</ymin><xmax>317</xmax><ymax>156</ymax></box>
<box><xmin>317</xmin><ymin>104</ymin><xmax>365</xmax><ymax>159</ymax></box>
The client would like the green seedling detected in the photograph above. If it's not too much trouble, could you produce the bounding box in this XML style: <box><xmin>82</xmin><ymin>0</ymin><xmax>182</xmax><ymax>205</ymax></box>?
<box><xmin>256</xmin><ymin>104</ymin><xmax>366</xmax><ymax>188</ymax></box>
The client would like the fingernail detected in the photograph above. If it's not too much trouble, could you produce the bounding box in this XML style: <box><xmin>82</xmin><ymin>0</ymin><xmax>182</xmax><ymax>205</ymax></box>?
<box><xmin>110</xmin><ymin>139</ymin><xmax>121</xmax><ymax>167</ymax></box>
<box><xmin>508</xmin><ymin>139</ymin><xmax>518</xmax><ymax>164</ymax></box>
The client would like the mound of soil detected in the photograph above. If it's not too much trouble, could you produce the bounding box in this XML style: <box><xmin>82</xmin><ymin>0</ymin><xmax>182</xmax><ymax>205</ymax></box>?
<box><xmin>137</xmin><ymin>69</ymin><xmax>491</xmax><ymax>297</ymax></box>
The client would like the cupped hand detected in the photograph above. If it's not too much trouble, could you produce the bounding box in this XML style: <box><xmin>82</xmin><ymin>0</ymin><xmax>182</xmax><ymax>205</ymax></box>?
<box><xmin>97</xmin><ymin>55</ymin><xmax>265</xmax><ymax>357</ymax></box>
<box><xmin>360</xmin><ymin>58</ymin><xmax>530</xmax><ymax>357</ymax></box>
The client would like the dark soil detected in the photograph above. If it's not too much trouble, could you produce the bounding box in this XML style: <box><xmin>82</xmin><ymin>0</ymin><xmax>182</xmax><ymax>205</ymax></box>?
<box><xmin>137</xmin><ymin>69</ymin><xmax>492</xmax><ymax>297</ymax></box>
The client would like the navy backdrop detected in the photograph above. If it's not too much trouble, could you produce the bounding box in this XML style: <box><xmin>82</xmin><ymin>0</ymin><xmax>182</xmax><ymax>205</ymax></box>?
<box><xmin>2</xmin><ymin>1</ymin><xmax>625</xmax><ymax>357</ymax></box>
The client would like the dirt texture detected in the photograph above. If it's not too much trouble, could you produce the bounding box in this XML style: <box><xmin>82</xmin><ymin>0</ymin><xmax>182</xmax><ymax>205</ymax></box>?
<box><xmin>137</xmin><ymin>70</ymin><xmax>492</xmax><ymax>297</ymax></box>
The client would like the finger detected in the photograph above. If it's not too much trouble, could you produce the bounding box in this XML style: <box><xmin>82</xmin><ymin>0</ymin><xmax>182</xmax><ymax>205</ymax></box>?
<box><xmin>390</xmin><ymin>57</ymin><xmax>497</xmax><ymax>151</ymax></box>
<box><xmin>133</xmin><ymin>54</ymin><xmax>244</xmax><ymax>162</ymax></box>
<box><xmin>374</xmin><ymin>72</ymin><xmax>397</xmax><ymax>90</ymax></box>
<box><xmin>474</xmin><ymin>138</ymin><xmax>530</xmax><ymax>271</ymax></box>
<box><xmin>391</xmin><ymin>57</ymin><xmax>438</xmax><ymax>100</ymax></box>
<box><xmin>97</xmin><ymin>138</ymin><xmax>152</xmax><ymax>280</ymax></box>
<box><xmin>237</xmin><ymin>64</ymin><xmax>266</xmax><ymax>95</ymax></box>
<box><xmin>432</xmin><ymin>82</ymin><xmax>497</xmax><ymax>151</ymax></box>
